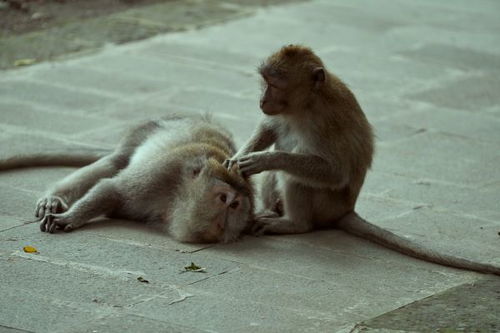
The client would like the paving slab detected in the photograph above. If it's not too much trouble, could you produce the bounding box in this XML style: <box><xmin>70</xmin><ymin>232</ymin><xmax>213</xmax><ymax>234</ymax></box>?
<box><xmin>0</xmin><ymin>101</ymin><xmax>111</xmax><ymax>135</ymax></box>
<box><xmin>65</xmin><ymin>314</ymin><xmax>207</xmax><ymax>333</ymax></box>
<box><xmin>130</xmin><ymin>289</ymin><xmax>342</xmax><ymax>333</ymax></box>
<box><xmin>0</xmin><ymin>186</ymin><xmax>38</xmax><ymax>221</ymax></box>
<box><xmin>1</xmin><ymin>0</ymin><xmax>500</xmax><ymax>332</ymax></box>
<box><xmin>372</xmin><ymin>132</ymin><xmax>500</xmax><ymax>187</ymax></box>
<box><xmin>352</xmin><ymin>276</ymin><xmax>500</xmax><ymax>332</ymax></box>
<box><xmin>0</xmin><ymin>80</ymin><xmax>116</xmax><ymax>114</ymax></box>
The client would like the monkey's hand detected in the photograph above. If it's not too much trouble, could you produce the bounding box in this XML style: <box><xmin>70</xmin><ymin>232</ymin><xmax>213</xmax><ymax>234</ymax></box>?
<box><xmin>41</xmin><ymin>211</ymin><xmax>85</xmax><ymax>233</ymax></box>
<box><xmin>223</xmin><ymin>157</ymin><xmax>239</xmax><ymax>170</ymax></box>
<box><xmin>237</xmin><ymin>152</ymin><xmax>272</xmax><ymax>176</ymax></box>
<box><xmin>222</xmin><ymin>158</ymin><xmax>238</xmax><ymax>170</ymax></box>
<box><xmin>37</xmin><ymin>196</ymin><xmax>69</xmax><ymax>232</ymax></box>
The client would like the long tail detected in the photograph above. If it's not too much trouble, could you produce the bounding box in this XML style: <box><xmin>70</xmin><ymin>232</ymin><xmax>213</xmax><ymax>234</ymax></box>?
<box><xmin>0</xmin><ymin>149</ymin><xmax>110</xmax><ymax>171</ymax></box>
<box><xmin>337</xmin><ymin>212</ymin><xmax>500</xmax><ymax>276</ymax></box>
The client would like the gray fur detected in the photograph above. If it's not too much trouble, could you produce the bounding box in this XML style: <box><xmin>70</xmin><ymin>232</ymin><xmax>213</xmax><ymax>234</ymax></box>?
<box><xmin>3</xmin><ymin>114</ymin><xmax>253</xmax><ymax>243</ymax></box>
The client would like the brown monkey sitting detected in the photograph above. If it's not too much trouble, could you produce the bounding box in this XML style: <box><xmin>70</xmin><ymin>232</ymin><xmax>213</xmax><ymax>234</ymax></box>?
<box><xmin>2</xmin><ymin>114</ymin><xmax>254</xmax><ymax>243</ymax></box>
<box><xmin>226</xmin><ymin>45</ymin><xmax>500</xmax><ymax>275</ymax></box>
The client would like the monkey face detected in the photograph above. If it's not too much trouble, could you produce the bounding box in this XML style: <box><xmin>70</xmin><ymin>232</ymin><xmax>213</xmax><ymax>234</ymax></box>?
<box><xmin>260</xmin><ymin>79</ymin><xmax>289</xmax><ymax>116</ymax></box>
<box><xmin>258</xmin><ymin>64</ymin><xmax>289</xmax><ymax>115</ymax></box>
<box><xmin>259</xmin><ymin>45</ymin><xmax>328</xmax><ymax>115</ymax></box>
<box><xmin>200</xmin><ymin>179</ymin><xmax>252</xmax><ymax>243</ymax></box>
<box><xmin>168</xmin><ymin>160</ymin><xmax>253</xmax><ymax>244</ymax></box>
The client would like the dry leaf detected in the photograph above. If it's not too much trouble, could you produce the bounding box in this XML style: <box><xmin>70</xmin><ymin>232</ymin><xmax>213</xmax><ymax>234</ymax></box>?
<box><xmin>137</xmin><ymin>276</ymin><xmax>149</xmax><ymax>283</ymax></box>
<box><xmin>14</xmin><ymin>58</ymin><xmax>36</xmax><ymax>67</ymax></box>
<box><xmin>23</xmin><ymin>245</ymin><xmax>38</xmax><ymax>253</ymax></box>
<box><xmin>184</xmin><ymin>262</ymin><xmax>206</xmax><ymax>273</ymax></box>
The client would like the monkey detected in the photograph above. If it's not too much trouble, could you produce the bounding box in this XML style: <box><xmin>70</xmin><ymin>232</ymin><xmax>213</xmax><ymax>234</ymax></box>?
<box><xmin>225</xmin><ymin>45</ymin><xmax>500</xmax><ymax>275</ymax></box>
<box><xmin>1</xmin><ymin>114</ymin><xmax>254</xmax><ymax>243</ymax></box>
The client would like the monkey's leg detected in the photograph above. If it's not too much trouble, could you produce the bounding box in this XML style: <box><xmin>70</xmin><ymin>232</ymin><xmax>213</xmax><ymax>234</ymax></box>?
<box><xmin>255</xmin><ymin>172</ymin><xmax>283</xmax><ymax>218</ymax></box>
<box><xmin>253</xmin><ymin>182</ymin><xmax>313</xmax><ymax>235</ymax></box>
<box><xmin>43</xmin><ymin>179</ymin><xmax>121</xmax><ymax>233</ymax></box>
<box><xmin>37</xmin><ymin>154</ymin><xmax>122</xmax><ymax>230</ymax></box>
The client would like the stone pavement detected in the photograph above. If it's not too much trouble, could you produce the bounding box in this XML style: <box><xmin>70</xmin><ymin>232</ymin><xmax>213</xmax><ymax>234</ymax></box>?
<box><xmin>1</xmin><ymin>0</ymin><xmax>499</xmax><ymax>332</ymax></box>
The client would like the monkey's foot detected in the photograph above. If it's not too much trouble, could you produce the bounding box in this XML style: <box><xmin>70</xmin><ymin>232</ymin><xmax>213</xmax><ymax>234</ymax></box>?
<box><xmin>252</xmin><ymin>216</ymin><xmax>311</xmax><ymax>235</ymax></box>
<box><xmin>251</xmin><ymin>217</ymin><xmax>276</xmax><ymax>236</ymax></box>
<box><xmin>36</xmin><ymin>196</ymin><xmax>69</xmax><ymax>232</ymax></box>
<box><xmin>251</xmin><ymin>209</ymin><xmax>283</xmax><ymax>235</ymax></box>
<box><xmin>256</xmin><ymin>210</ymin><xmax>280</xmax><ymax>219</ymax></box>
<box><xmin>41</xmin><ymin>212</ymin><xmax>86</xmax><ymax>233</ymax></box>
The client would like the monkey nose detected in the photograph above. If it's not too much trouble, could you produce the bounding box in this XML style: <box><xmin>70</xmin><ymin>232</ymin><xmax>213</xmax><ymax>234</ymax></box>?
<box><xmin>220</xmin><ymin>191</ymin><xmax>237</xmax><ymax>206</ymax></box>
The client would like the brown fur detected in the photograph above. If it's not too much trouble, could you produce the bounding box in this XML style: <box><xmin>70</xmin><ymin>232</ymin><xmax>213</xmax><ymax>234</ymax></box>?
<box><xmin>226</xmin><ymin>45</ymin><xmax>500</xmax><ymax>275</ymax></box>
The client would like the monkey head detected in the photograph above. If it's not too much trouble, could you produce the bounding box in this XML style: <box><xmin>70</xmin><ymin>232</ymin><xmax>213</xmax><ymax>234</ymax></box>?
<box><xmin>169</xmin><ymin>157</ymin><xmax>254</xmax><ymax>244</ymax></box>
<box><xmin>259</xmin><ymin>44</ymin><xmax>326</xmax><ymax>115</ymax></box>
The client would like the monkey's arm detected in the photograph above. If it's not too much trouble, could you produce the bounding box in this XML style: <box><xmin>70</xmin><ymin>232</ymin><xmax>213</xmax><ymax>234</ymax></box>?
<box><xmin>241</xmin><ymin>122</ymin><xmax>278</xmax><ymax>153</ymax></box>
<box><xmin>45</xmin><ymin>178</ymin><xmax>122</xmax><ymax>233</ymax></box>
<box><xmin>224</xmin><ymin>120</ymin><xmax>278</xmax><ymax>168</ymax></box>
<box><xmin>38</xmin><ymin>154</ymin><xmax>124</xmax><ymax>232</ymax></box>
<box><xmin>238</xmin><ymin>151</ymin><xmax>347</xmax><ymax>189</ymax></box>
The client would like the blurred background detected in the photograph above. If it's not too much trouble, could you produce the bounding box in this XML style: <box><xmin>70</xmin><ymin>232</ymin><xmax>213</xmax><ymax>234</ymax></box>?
<box><xmin>0</xmin><ymin>0</ymin><xmax>300</xmax><ymax>70</ymax></box>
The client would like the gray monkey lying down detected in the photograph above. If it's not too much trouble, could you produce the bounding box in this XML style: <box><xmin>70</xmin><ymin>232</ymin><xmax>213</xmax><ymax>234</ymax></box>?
<box><xmin>1</xmin><ymin>114</ymin><xmax>254</xmax><ymax>243</ymax></box>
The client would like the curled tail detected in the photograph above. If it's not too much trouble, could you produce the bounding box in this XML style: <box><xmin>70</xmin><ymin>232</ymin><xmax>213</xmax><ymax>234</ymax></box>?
<box><xmin>337</xmin><ymin>212</ymin><xmax>500</xmax><ymax>276</ymax></box>
<box><xmin>0</xmin><ymin>150</ymin><xmax>109</xmax><ymax>171</ymax></box>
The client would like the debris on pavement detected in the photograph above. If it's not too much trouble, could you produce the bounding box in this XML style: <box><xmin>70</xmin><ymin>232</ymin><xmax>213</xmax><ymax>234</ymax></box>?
<box><xmin>137</xmin><ymin>276</ymin><xmax>149</xmax><ymax>283</ymax></box>
<box><xmin>22</xmin><ymin>245</ymin><xmax>38</xmax><ymax>253</ymax></box>
<box><xmin>184</xmin><ymin>262</ymin><xmax>206</xmax><ymax>273</ymax></box>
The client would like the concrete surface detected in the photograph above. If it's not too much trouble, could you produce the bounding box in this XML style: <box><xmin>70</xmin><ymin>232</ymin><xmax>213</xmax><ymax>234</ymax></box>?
<box><xmin>1</xmin><ymin>0</ymin><xmax>500</xmax><ymax>332</ymax></box>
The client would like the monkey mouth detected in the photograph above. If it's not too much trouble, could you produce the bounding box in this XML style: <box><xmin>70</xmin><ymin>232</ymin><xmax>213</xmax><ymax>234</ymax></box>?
<box><xmin>264</xmin><ymin>100</ymin><xmax>288</xmax><ymax>115</ymax></box>
<box><xmin>261</xmin><ymin>106</ymin><xmax>285</xmax><ymax>116</ymax></box>
<box><xmin>261</xmin><ymin>109</ymin><xmax>277</xmax><ymax>115</ymax></box>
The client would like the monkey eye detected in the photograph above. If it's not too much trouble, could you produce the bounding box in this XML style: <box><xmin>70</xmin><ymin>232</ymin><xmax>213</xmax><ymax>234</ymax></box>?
<box><xmin>192</xmin><ymin>167</ymin><xmax>201</xmax><ymax>177</ymax></box>
<box><xmin>220</xmin><ymin>194</ymin><xmax>227</xmax><ymax>203</ymax></box>
<box><xmin>265</xmin><ymin>75</ymin><xmax>287</xmax><ymax>90</ymax></box>
<box><xmin>229</xmin><ymin>201</ymin><xmax>239</xmax><ymax>209</ymax></box>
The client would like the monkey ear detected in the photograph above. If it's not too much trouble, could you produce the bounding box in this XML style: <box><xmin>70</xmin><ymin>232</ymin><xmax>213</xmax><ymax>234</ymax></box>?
<box><xmin>312</xmin><ymin>67</ymin><xmax>326</xmax><ymax>87</ymax></box>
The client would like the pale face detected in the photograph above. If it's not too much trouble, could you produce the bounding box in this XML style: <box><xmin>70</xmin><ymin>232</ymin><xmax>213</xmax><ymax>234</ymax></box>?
<box><xmin>168</xmin><ymin>157</ymin><xmax>253</xmax><ymax>244</ymax></box>
<box><xmin>173</xmin><ymin>174</ymin><xmax>252</xmax><ymax>244</ymax></box>
<box><xmin>199</xmin><ymin>203</ymin><xmax>251</xmax><ymax>243</ymax></box>
<box><xmin>201</xmin><ymin>180</ymin><xmax>251</xmax><ymax>243</ymax></box>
